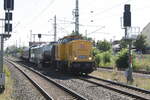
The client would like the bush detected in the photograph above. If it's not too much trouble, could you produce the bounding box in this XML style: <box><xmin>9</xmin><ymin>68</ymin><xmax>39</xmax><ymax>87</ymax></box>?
<box><xmin>95</xmin><ymin>51</ymin><xmax>112</xmax><ymax>67</ymax></box>
<box><xmin>116</xmin><ymin>49</ymin><xmax>129</xmax><ymax>69</ymax></box>
<box><xmin>92</xmin><ymin>47</ymin><xmax>100</xmax><ymax>56</ymax></box>
<box><xmin>116</xmin><ymin>48</ymin><xmax>137</xmax><ymax>69</ymax></box>
<box><xmin>95</xmin><ymin>53</ymin><xmax>103</xmax><ymax>66</ymax></box>
<box><xmin>103</xmin><ymin>51</ymin><xmax>112</xmax><ymax>64</ymax></box>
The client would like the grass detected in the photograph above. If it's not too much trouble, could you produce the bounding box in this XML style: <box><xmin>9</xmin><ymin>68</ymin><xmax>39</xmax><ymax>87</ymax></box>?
<box><xmin>134</xmin><ymin>54</ymin><xmax>150</xmax><ymax>71</ymax></box>
<box><xmin>90</xmin><ymin>69</ymin><xmax>150</xmax><ymax>90</ymax></box>
<box><xmin>94</xmin><ymin>53</ymin><xmax>150</xmax><ymax>90</ymax></box>
<box><xmin>97</xmin><ymin>54</ymin><xmax>150</xmax><ymax>72</ymax></box>
<box><xmin>0</xmin><ymin>65</ymin><xmax>13</xmax><ymax>100</ymax></box>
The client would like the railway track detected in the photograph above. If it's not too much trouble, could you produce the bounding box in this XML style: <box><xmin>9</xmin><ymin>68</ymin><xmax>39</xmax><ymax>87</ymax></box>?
<box><xmin>78</xmin><ymin>75</ymin><xmax>150</xmax><ymax>100</ymax></box>
<box><xmin>5</xmin><ymin>58</ymin><xmax>87</xmax><ymax>100</ymax></box>
<box><xmin>6</xmin><ymin>57</ymin><xmax>150</xmax><ymax>99</ymax></box>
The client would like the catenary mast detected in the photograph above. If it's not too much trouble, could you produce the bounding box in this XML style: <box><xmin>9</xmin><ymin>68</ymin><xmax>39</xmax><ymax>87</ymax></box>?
<box><xmin>75</xmin><ymin>0</ymin><xmax>79</xmax><ymax>35</ymax></box>
<box><xmin>54</xmin><ymin>15</ymin><xmax>57</xmax><ymax>41</ymax></box>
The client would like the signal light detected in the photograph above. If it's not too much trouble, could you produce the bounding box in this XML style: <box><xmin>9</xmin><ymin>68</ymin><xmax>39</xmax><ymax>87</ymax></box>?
<box><xmin>123</xmin><ymin>4</ymin><xmax>131</xmax><ymax>27</ymax></box>
<box><xmin>5</xmin><ymin>12</ymin><xmax>12</xmax><ymax>20</ymax></box>
<box><xmin>5</xmin><ymin>23</ymin><xmax>12</xmax><ymax>32</ymax></box>
<box><xmin>124</xmin><ymin>4</ymin><xmax>130</xmax><ymax>12</ymax></box>
<box><xmin>4</xmin><ymin>0</ymin><xmax>14</xmax><ymax>10</ymax></box>
<box><xmin>38</xmin><ymin>34</ymin><xmax>41</xmax><ymax>38</ymax></box>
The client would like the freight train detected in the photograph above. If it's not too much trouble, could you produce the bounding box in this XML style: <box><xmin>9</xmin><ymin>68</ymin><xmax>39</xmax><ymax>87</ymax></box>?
<box><xmin>21</xmin><ymin>35</ymin><xmax>95</xmax><ymax>74</ymax></box>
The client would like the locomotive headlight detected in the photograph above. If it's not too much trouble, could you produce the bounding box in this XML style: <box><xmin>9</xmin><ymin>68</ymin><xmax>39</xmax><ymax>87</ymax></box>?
<box><xmin>89</xmin><ymin>57</ymin><xmax>92</xmax><ymax>60</ymax></box>
<box><xmin>74</xmin><ymin>57</ymin><xmax>77</xmax><ymax>60</ymax></box>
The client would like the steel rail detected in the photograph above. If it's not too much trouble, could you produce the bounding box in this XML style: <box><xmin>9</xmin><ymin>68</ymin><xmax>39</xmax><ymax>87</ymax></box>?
<box><xmin>88</xmin><ymin>75</ymin><xmax>150</xmax><ymax>94</ymax></box>
<box><xmin>5</xmin><ymin>58</ymin><xmax>87</xmax><ymax>100</ymax></box>
<box><xmin>78</xmin><ymin>75</ymin><xmax>150</xmax><ymax>100</ymax></box>
<box><xmin>5</xmin><ymin>59</ymin><xmax>53</xmax><ymax>100</ymax></box>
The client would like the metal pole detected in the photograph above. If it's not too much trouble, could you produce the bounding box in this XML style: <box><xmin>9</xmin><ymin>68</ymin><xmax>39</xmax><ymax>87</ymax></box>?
<box><xmin>54</xmin><ymin>15</ymin><xmax>57</xmax><ymax>42</ymax></box>
<box><xmin>0</xmin><ymin>34</ymin><xmax>5</xmax><ymax>91</ymax></box>
<box><xmin>85</xmin><ymin>30</ymin><xmax>87</xmax><ymax>38</ymax></box>
<box><xmin>125</xmin><ymin>27</ymin><xmax>127</xmax><ymax>39</ymax></box>
<box><xmin>75</xmin><ymin>0</ymin><xmax>79</xmax><ymax>35</ymax></box>
<box><xmin>30</xmin><ymin>30</ymin><xmax>32</xmax><ymax>42</ymax></box>
<box><xmin>8</xmin><ymin>10</ymin><xmax>10</xmax><ymax>35</ymax></box>
<box><xmin>33</xmin><ymin>34</ymin><xmax>35</xmax><ymax>42</ymax></box>
<box><xmin>0</xmin><ymin>35</ymin><xmax>3</xmax><ymax>73</ymax></box>
<box><xmin>128</xmin><ymin>39</ymin><xmax>133</xmax><ymax>83</ymax></box>
<box><xmin>125</xmin><ymin>27</ymin><xmax>133</xmax><ymax>83</ymax></box>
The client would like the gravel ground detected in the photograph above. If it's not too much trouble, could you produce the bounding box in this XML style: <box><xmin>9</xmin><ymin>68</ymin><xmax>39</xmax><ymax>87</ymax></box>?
<box><xmin>48</xmin><ymin>74</ymin><xmax>133</xmax><ymax>100</ymax></box>
<box><xmin>5</xmin><ymin>62</ymin><xmax>46</xmax><ymax>100</ymax></box>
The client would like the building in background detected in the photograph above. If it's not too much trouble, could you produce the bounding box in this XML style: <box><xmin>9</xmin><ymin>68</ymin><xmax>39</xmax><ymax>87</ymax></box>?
<box><xmin>141</xmin><ymin>22</ymin><xmax>150</xmax><ymax>53</ymax></box>
<box><xmin>141</xmin><ymin>22</ymin><xmax>150</xmax><ymax>47</ymax></box>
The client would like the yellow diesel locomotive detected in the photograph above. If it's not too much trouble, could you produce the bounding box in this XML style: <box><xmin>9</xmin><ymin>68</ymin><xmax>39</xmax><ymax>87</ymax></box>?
<box><xmin>53</xmin><ymin>35</ymin><xmax>95</xmax><ymax>74</ymax></box>
<box><xmin>22</xmin><ymin>35</ymin><xmax>95</xmax><ymax>74</ymax></box>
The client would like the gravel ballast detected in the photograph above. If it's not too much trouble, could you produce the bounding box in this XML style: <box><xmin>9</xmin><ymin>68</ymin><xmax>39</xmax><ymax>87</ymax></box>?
<box><xmin>27</xmin><ymin>64</ymin><xmax>134</xmax><ymax>100</ymax></box>
<box><xmin>50</xmin><ymin>75</ymin><xmax>133</xmax><ymax>100</ymax></box>
<box><xmin>6</xmin><ymin>62</ymin><xmax>46</xmax><ymax>100</ymax></box>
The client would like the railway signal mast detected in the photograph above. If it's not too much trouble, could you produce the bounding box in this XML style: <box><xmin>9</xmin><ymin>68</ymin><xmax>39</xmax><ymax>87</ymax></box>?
<box><xmin>123</xmin><ymin>4</ymin><xmax>133</xmax><ymax>83</ymax></box>
<box><xmin>0</xmin><ymin>0</ymin><xmax>14</xmax><ymax>92</ymax></box>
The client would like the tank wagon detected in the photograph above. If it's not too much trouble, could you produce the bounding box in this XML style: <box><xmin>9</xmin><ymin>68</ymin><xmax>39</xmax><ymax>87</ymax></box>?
<box><xmin>21</xmin><ymin>35</ymin><xmax>95</xmax><ymax>74</ymax></box>
<box><xmin>29</xmin><ymin>42</ymin><xmax>56</xmax><ymax>67</ymax></box>
<box><xmin>21</xmin><ymin>48</ymin><xmax>30</xmax><ymax>61</ymax></box>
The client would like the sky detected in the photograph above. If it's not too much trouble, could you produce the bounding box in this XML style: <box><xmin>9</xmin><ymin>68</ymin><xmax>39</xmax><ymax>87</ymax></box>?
<box><xmin>0</xmin><ymin>0</ymin><xmax>150</xmax><ymax>48</ymax></box>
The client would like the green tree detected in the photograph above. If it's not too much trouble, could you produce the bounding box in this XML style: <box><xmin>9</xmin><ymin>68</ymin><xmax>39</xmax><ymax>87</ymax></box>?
<box><xmin>5</xmin><ymin>45</ymin><xmax>16</xmax><ymax>54</ymax></box>
<box><xmin>96</xmin><ymin>40</ymin><xmax>111</xmax><ymax>52</ymax></box>
<box><xmin>133</xmin><ymin>34</ymin><xmax>147</xmax><ymax>53</ymax></box>
<box><xmin>5</xmin><ymin>45</ymin><xmax>26</xmax><ymax>55</ymax></box>
<box><xmin>119</xmin><ymin>38</ymin><xmax>128</xmax><ymax>49</ymax></box>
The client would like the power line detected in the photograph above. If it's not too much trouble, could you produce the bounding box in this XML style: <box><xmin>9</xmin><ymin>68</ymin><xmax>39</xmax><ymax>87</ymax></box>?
<box><xmin>13</xmin><ymin>0</ymin><xmax>56</xmax><ymax>31</ymax></box>
<box><xmin>27</xmin><ymin>0</ymin><xmax>56</xmax><ymax>25</ymax></box>
<box><xmin>57</xmin><ymin>24</ymin><xmax>70</xmax><ymax>34</ymax></box>
<box><xmin>87</xmin><ymin>26</ymin><xmax>105</xmax><ymax>35</ymax></box>
<box><xmin>92</xmin><ymin>0</ymin><xmax>132</xmax><ymax>17</ymax></box>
